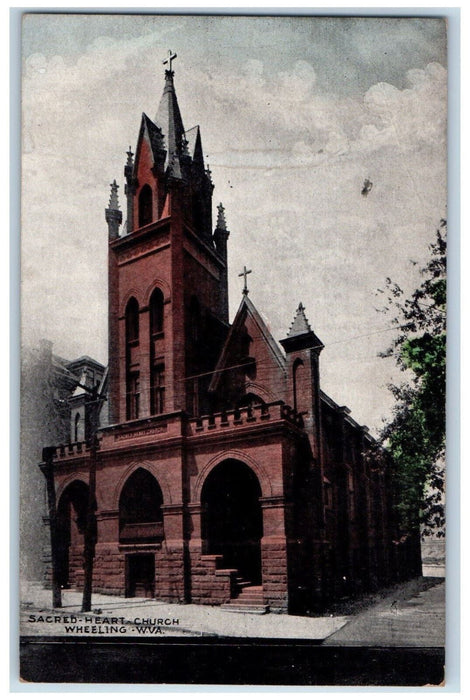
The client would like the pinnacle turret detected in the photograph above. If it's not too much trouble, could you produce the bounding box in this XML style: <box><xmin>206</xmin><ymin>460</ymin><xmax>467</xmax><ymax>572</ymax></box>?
<box><xmin>108</xmin><ymin>180</ymin><xmax>120</xmax><ymax>210</ymax></box>
<box><xmin>216</xmin><ymin>203</ymin><xmax>227</xmax><ymax>231</ymax></box>
<box><xmin>105</xmin><ymin>179</ymin><xmax>122</xmax><ymax>240</ymax></box>
<box><xmin>213</xmin><ymin>202</ymin><xmax>230</xmax><ymax>259</ymax></box>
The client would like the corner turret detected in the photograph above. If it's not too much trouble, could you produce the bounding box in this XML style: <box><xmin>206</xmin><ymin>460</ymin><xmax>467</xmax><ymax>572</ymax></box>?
<box><xmin>280</xmin><ymin>303</ymin><xmax>324</xmax><ymax>461</ymax></box>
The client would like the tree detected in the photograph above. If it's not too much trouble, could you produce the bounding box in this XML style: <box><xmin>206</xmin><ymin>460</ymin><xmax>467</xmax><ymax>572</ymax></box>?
<box><xmin>377</xmin><ymin>220</ymin><xmax>446</xmax><ymax>539</ymax></box>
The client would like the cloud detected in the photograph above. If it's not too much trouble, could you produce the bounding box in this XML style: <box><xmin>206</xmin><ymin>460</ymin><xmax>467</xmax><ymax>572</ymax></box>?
<box><xmin>20</xmin><ymin>27</ymin><xmax>447</xmax><ymax>431</ymax></box>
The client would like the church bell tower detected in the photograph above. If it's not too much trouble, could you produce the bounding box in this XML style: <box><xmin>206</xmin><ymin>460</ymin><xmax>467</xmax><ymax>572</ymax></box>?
<box><xmin>105</xmin><ymin>52</ymin><xmax>230</xmax><ymax>425</ymax></box>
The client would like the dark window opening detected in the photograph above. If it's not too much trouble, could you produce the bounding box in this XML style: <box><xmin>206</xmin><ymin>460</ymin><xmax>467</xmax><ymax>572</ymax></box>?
<box><xmin>150</xmin><ymin>364</ymin><xmax>165</xmax><ymax>415</ymax></box>
<box><xmin>125</xmin><ymin>297</ymin><xmax>139</xmax><ymax>344</ymax></box>
<box><xmin>74</xmin><ymin>412</ymin><xmax>80</xmax><ymax>443</ymax></box>
<box><xmin>293</xmin><ymin>358</ymin><xmax>305</xmax><ymax>413</ymax></box>
<box><xmin>138</xmin><ymin>184</ymin><xmax>153</xmax><ymax>227</ymax></box>
<box><xmin>238</xmin><ymin>393</ymin><xmax>265</xmax><ymax>409</ymax></box>
<box><xmin>127</xmin><ymin>372</ymin><xmax>140</xmax><ymax>420</ymax></box>
<box><xmin>56</xmin><ymin>481</ymin><xmax>89</xmax><ymax>589</ymax></box>
<box><xmin>119</xmin><ymin>468</ymin><xmax>164</xmax><ymax>545</ymax></box>
<box><xmin>150</xmin><ymin>288</ymin><xmax>164</xmax><ymax>336</ymax></box>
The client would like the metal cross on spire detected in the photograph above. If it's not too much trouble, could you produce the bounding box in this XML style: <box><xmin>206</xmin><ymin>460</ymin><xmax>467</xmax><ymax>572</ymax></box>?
<box><xmin>238</xmin><ymin>266</ymin><xmax>252</xmax><ymax>295</ymax></box>
<box><xmin>163</xmin><ymin>49</ymin><xmax>177</xmax><ymax>72</ymax></box>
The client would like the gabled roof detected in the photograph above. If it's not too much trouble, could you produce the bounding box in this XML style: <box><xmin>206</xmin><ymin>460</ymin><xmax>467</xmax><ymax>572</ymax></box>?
<box><xmin>184</xmin><ymin>125</ymin><xmax>202</xmax><ymax>161</ymax></box>
<box><xmin>135</xmin><ymin>113</ymin><xmax>166</xmax><ymax>170</ymax></box>
<box><xmin>209</xmin><ymin>294</ymin><xmax>286</xmax><ymax>393</ymax></box>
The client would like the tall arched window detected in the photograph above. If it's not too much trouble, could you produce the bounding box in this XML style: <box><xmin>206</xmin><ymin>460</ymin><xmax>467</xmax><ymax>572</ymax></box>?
<box><xmin>74</xmin><ymin>412</ymin><xmax>80</xmax><ymax>443</ymax></box>
<box><xmin>149</xmin><ymin>287</ymin><xmax>165</xmax><ymax>416</ymax></box>
<box><xmin>125</xmin><ymin>297</ymin><xmax>140</xmax><ymax>420</ymax></box>
<box><xmin>293</xmin><ymin>358</ymin><xmax>305</xmax><ymax>413</ymax></box>
<box><xmin>149</xmin><ymin>287</ymin><xmax>164</xmax><ymax>336</ymax></box>
<box><xmin>125</xmin><ymin>297</ymin><xmax>139</xmax><ymax>344</ymax></box>
<box><xmin>138</xmin><ymin>184</ymin><xmax>153</xmax><ymax>227</ymax></box>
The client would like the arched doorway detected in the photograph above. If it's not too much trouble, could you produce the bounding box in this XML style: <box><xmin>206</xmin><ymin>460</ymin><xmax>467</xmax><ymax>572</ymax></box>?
<box><xmin>201</xmin><ymin>460</ymin><xmax>263</xmax><ymax>584</ymax></box>
<box><xmin>119</xmin><ymin>468</ymin><xmax>164</xmax><ymax>597</ymax></box>
<box><xmin>56</xmin><ymin>480</ymin><xmax>89</xmax><ymax>588</ymax></box>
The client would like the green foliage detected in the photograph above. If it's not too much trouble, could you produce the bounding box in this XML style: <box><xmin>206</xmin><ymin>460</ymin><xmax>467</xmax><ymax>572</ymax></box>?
<box><xmin>377</xmin><ymin>220</ymin><xmax>446</xmax><ymax>537</ymax></box>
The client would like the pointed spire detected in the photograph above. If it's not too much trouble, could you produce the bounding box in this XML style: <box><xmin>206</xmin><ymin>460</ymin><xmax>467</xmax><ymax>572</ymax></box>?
<box><xmin>155</xmin><ymin>53</ymin><xmax>185</xmax><ymax>174</ymax></box>
<box><xmin>280</xmin><ymin>303</ymin><xmax>324</xmax><ymax>354</ymax></box>
<box><xmin>287</xmin><ymin>302</ymin><xmax>312</xmax><ymax>337</ymax></box>
<box><xmin>216</xmin><ymin>203</ymin><xmax>227</xmax><ymax>231</ymax></box>
<box><xmin>108</xmin><ymin>180</ymin><xmax>120</xmax><ymax>210</ymax></box>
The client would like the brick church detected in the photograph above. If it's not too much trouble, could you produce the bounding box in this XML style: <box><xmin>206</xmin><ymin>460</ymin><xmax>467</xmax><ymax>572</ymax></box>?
<box><xmin>44</xmin><ymin>55</ymin><xmax>420</xmax><ymax>613</ymax></box>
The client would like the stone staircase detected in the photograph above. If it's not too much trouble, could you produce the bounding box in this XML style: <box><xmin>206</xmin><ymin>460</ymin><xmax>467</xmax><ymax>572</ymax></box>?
<box><xmin>221</xmin><ymin>576</ymin><xmax>269</xmax><ymax>614</ymax></box>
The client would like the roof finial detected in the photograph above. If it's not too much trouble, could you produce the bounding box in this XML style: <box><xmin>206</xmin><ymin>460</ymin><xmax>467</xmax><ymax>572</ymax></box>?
<box><xmin>126</xmin><ymin>146</ymin><xmax>134</xmax><ymax>167</ymax></box>
<box><xmin>238</xmin><ymin>265</ymin><xmax>252</xmax><ymax>296</ymax></box>
<box><xmin>108</xmin><ymin>179</ymin><xmax>120</xmax><ymax>210</ymax></box>
<box><xmin>163</xmin><ymin>49</ymin><xmax>177</xmax><ymax>74</ymax></box>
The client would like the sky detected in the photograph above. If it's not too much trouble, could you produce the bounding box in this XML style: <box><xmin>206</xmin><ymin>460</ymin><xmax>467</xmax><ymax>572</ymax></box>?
<box><xmin>20</xmin><ymin>13</ymin><xmax>448</xmax><ymax>434</ymax></box>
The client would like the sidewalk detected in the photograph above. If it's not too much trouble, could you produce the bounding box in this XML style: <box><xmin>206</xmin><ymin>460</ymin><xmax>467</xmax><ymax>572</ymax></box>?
<box><xmin>323</xmin><ymin>577</ymin><xmax>445</xmax><ymax>647</ymax></box>
<box><xmin>20</xmin><ymin>577</ymin><xmax>445</xmax><ymax>645</ymax></box>
<box><xmin>20</xmin><ymin>581</ymin><xmax>347</xmax><ymax>640</ymax></box>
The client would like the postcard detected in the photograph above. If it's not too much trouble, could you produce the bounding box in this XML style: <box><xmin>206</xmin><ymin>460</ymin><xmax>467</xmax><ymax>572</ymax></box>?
<box><xmin>19</xmin><ymin>13</ymin><xmax>447</xmax><ymax>686</ymax></box>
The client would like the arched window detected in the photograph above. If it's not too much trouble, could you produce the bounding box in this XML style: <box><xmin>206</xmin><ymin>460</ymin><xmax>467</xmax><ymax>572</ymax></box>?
<box><xmin>119</xmin><ymin>468</ymin><xmax>164</xmax><ymax>543</ymax></box>
<box><xmin>149</xmin><ymin>287</ymin><xmax>164</xmax><ymax>336</ymax></box>
<box><xmin>293</xmin><ymin>358</ymin><xmax>305</xmax><ymax>413</ymax></box>
<box><xmin>125</xmin><ymin>297</ymin><xmax>139</xmax><ymax>343</ymax></box>
<box><xmin>149</xmin><ymin>288</ymin><xmax>165</xmax><ymax>416</ymax></box>
<box><xmin>74</xmin><ymin>412</ymin><xmax>80</xmax><ymax>443</ymax></box>
<box><xmin>238</xmin><ymin>393</ymin><xmax>265</xmax><ymax>408</ymax></box>
<box><xmin>150</xmin><ymin>363</ymin><xmax>165</xmax><ymax>415</ymax></box>
<box><xmin>125</xmin><ymin>297</ymin><xmax>140</xmax><ymax>420</ymax></box>
<box><xmin>138</xmin><ymin>184</ymin><xmax>153</xmax><ymax>227</ymax></box>
<box><xmin>56</xmin><ymin>480</ymin><xmax>89</xmax><ymax>588</ymax></box>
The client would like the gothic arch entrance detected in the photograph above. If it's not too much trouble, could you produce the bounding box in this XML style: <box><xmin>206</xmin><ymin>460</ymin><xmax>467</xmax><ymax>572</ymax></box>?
<box><xmin>56</xmin><ymin>480</ymin><xmax>89</xmax><ymax>588</ymax></box>
<box><xmin>201</xmin><ymin>459</ymin><xmax>263</xmax><ymax>584</ymax></box>
<box><xmin>118</xmin><ymin>468</ymin><xmax>164</xmax><ymax>598</ymax></box>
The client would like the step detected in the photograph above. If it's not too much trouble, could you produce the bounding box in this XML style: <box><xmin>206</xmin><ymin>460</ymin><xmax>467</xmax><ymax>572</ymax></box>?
<box><xmin>221</xmin><ymin>603</ymin><xmax>269</xmax><ymax>615</ymax></box>
<box><xmin>237</xmin><ymin>591</ymin><xmax>263</xmax><ymax>596</ymax></box>
<box><xmin>235</xmin><ymin>596</ymin><xmax>264</xmax><ymax>605</ymax></box>
<box><xmin>236</xmin><ymin>590</ymin><xmax>264</xmax><ymax>598</ymax></box>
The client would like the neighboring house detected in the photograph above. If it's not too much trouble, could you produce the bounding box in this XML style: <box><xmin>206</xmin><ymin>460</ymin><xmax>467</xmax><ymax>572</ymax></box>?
<box><xmin>39</xmin><ymin>61</ymin><xmax>420</xmax><ymax>613</ymax></box>
<box><xmin>20</xmin><ymin>340</ymin><xmax>105</xmax><ymax>581</ymax></box>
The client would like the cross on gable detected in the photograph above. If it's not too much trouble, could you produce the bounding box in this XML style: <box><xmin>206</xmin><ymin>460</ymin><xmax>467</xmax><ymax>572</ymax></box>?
<box><xmin>238</xmin><ymin>266</ymin><xmax>252</xmax><ymax>295</ymax></box>
<box><xmin>163</xmin><ymin>49</ymin><xmax>177</xmax><ymax>72</ymax></box>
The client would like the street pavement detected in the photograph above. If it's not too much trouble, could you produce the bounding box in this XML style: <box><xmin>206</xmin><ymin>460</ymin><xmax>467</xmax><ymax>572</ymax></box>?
<box><xmin>323</xmin><ymin>577</ymin><xmax>445</xmax><ymax>647</ymax></box>
<box><xmin>19</xmin><ymin>576</ymin><xmax>444</xmax><ymax>646</ymax></box>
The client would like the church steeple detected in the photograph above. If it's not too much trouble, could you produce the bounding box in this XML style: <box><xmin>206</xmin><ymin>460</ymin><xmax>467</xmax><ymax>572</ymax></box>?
<box><xmin>155</xmin><ymin>52</ymin><xmax>185</xmax><ymax>175</ymax></box>
<box><xmin>107</xmin><ymin>52</ymin><xmax>230</xmax><ymax>423</ymax></box>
